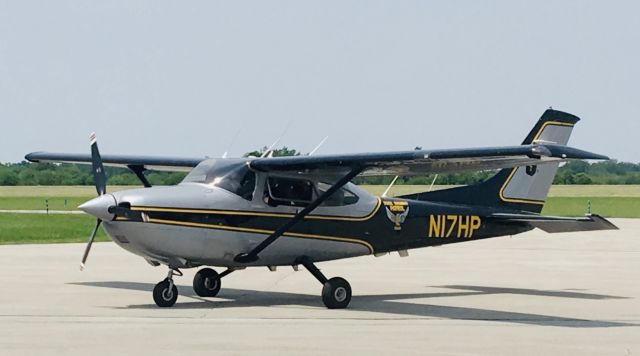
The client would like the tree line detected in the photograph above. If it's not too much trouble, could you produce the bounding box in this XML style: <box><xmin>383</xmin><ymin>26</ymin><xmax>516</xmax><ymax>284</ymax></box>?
<box><xmin>1</xmin><ymin>147</ymin><xmax>639</xmax><ymax>186</ymax></box>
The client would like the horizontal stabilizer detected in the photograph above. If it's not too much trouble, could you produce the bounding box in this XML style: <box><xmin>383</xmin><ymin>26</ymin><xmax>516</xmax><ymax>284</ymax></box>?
<box><xmin>489</xmin><ymin>213</ymin><xmax>618</xmax><ymax>233</ymax></box>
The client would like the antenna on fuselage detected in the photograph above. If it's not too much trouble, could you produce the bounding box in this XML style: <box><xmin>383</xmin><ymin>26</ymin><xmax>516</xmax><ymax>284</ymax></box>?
<box><xmin>381</xmin><ymin>176</ymin><xmax>399</xmax><ymax>198</ymax></box>
<box><xmin>261</xmin><ymin>121</ymin><xmax>292</xmax><ymax>158</ymax></box>
<box><xmin>308</xmin><ymin>136</ymin><xmax>329</xmax><ymax>156</ymax></box>
<box><xmin>222</xmin><ymin>127</ymin><xmax>243</xmax><ymax>159</ymax></box>
<box><xmin>428</xmin><ymin>174</ymin><xmax>439</xmax><ymax>192</ymax></box>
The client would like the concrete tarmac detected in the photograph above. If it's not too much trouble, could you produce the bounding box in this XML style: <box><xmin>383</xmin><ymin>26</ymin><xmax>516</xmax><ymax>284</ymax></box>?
<box><xmin>0</xmin><ymin>219</ymin><xmax>638</xmax><ymax>355</ymax></box>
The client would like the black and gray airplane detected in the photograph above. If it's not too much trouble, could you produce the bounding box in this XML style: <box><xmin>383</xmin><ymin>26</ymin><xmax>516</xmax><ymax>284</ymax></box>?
<box><xmin>26</xmin><ymin>109</ymin><xmax>617</xmax><ymax>308</ymax></box>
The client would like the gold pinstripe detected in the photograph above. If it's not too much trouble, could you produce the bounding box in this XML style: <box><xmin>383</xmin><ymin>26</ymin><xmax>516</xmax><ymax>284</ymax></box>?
<box><xmin>130</xmin><ymin>197</ymin><xmax>382</xmax><ymax>222</ymax></box>
<box><xmin>145</xmin><ymin>217</ymin><xmax>375</xmax><ymax>253</ymax></box>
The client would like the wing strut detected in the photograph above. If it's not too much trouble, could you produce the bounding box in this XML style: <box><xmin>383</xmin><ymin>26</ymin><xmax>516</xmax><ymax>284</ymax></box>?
<box><xmin>127</xmin><ymin>165</ymin><xmax>152</xmax><ymax>188</ymax></box>
<box><xmin>234</xmin><ymin>166</ymin><xmax>364</xmax><ymax>264</ymax></box>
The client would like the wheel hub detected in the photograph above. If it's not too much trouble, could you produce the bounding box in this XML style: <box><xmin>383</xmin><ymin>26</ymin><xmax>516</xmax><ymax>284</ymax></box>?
<box><xmin>334</xmin><ymin>287</ymin><xmax>347</xmax><ymax>302</ymax></box>
<box><xmin>162</xmin><ymin>288</ymin><xmax>173</xmax><ymax>301</ymax></box>
<box><xmin>204</xmin><ymin>277</ymin><xmax>218</xmax><ymax>290</ymax></box>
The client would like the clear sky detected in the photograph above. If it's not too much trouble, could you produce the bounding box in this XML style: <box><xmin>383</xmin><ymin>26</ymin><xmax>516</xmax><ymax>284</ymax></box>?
<box><xmin>1</xmin><ymin>1</ymin><xmax>638</xmax><ymax>163</ymax></box>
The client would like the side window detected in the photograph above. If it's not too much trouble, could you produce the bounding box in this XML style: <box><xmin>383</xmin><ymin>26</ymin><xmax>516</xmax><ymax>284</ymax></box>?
<box><xmin>265</xmin><ymin>177</ymin><xmax>313</xmax><ymax>207</ymax></box>
<box><xmin>316</xmin><ymin>182</ymin><xmax>359</xmax><ymax>206</ymax></box>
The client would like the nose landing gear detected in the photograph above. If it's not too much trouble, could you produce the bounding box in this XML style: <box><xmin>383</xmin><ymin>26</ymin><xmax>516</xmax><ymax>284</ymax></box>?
<box><xmin>153</xmin><ymin>268</ymin><xmax>182</xmax><ymax>307</ymax></box>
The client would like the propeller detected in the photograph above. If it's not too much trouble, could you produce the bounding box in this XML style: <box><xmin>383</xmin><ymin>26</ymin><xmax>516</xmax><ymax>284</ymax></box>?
<box><xmin>90</xmin><ymin>132</ymin><xmax>107</xmax><ymax>196</ymax></box>
<box><xmin>79</xmin><ymin>132</ymin><xmax>108</xmax><ymax>271</ymax></box>
<box><xmin>80</xmin><ymin>219</ymin><xmax>102</xmax><ymax>271</ymax></box>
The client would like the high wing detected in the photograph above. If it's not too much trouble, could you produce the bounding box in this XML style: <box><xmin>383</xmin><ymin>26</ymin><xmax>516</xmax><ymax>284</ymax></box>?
<box><xmin>25</xmin><ymin>152</ymin><xmax>204</xmax><ymax>172</ymax></box>
<box><xmin>248</xmin><ymin>143</ymin><xmax>608</xmax><ymax>176</ymax></box>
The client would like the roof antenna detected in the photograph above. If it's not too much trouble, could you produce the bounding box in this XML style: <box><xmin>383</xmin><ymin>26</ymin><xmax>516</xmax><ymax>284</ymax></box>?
<box><xmin>381</xmin><ymin>176</ymin><xmax>399</xmax><ymax>198</ymax></box>
<box><xmin>308</xmin><ymin>136</ymin><xmax>329</xmax><ymax>156</ymax></box>
<box><xmin>428</xmin><ymin>174</ymin><xmax>439</xmax><ymax>192</ymax></box>
<box><xmin>261</xmin><ymin>121</ymin><xmax>292</xmax><ymax>158</ymax></box>
<box><xmin>222</xmin><ymin>127</ymin><xmax>242</xmax><ymax>159</ymax></box>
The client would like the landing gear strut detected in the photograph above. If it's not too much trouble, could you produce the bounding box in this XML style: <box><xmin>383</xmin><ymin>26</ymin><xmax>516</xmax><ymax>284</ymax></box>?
<box><xmin>299</xmin><ymin>257</ymin><xmax>352</xmax><ymax>309</ymax></box>
<box><xmin>153</xmin><ymin>268</ymin><xmax>182</xmax><ymax>307</ymax></box>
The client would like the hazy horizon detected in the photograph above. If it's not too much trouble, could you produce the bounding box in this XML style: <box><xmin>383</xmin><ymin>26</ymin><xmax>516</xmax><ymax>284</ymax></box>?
<box><xmin>2</xmin><ymin>1</ymin><xmax>639</xmax><ymax>164</ymax></box>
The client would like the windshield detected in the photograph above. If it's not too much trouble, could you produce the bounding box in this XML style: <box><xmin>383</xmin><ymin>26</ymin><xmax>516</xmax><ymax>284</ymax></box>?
<box><xmin>182</xmin><ymin>159</ymin><xmax>256</xmax><ymax>200</ymax></box>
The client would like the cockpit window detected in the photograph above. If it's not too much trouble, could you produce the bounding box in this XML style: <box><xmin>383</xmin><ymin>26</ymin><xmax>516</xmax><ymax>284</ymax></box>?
<box><xmin>182</xmin><ymin>160</ymin><xmax>256</xmax><ymax>200</ymax></box>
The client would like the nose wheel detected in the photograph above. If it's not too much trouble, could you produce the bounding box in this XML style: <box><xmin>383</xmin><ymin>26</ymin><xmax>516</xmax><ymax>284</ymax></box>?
<box><xmin>153</xmin><ymin>269</ymin><xmax>181</xmax><ymax>307</ymax></box>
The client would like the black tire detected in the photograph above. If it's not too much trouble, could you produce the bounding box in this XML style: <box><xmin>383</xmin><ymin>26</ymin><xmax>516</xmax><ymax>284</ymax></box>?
<box><xmin>321</xmin><ymin>277</ymin><xmax>351</xmax><ymax>309</ymax></box>
<box><xmin>153</xmin><ymin>279</ymin><xmax>178</xmax><ymax>307</ymax></box>
<box><xmin>193</xmin><ymin>268</ymin><xmax>221</xmax><ymax>297</ymax></box>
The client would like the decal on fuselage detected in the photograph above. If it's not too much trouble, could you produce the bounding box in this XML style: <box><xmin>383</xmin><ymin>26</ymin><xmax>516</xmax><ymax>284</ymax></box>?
<box><xmin>428</xmin><ymin>215</ymin><xmax>481</xmax><ymax>238</ymax></box>
<box><xmin>383</xmin><ymin>200</ymin><xmax>409</xmax><ymax>231</ymax></box>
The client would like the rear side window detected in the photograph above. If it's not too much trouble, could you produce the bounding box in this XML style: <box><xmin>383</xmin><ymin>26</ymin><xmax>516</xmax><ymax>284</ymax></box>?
<box><xmin>316</xmin><ymin>182</ymin><xmax>359</xmax><ymax>206</ymax></box>
<box><xmin>264</xmin><ymin>177</ymin><xmax>360</xmax><ymax>207</ymax></box>
<box><xmin>266</xmin><ymin>177</ymin><xmax>313</xmax><ymax>206</ymax></box>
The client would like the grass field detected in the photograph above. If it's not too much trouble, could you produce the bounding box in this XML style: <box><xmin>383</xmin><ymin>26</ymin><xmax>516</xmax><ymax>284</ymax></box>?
<box><xmin>0</xmin><ymin>185</ymin><xmax>638</xmax><ymax>245</ymax></box>
<box><xmin>0</xmin><ymin>213</ymin><xmax>108</xmax><ymax>244</ymax></box>
<box><xmin>0</xmin><ymin>186</ymin><xmax>139</xmax><ymax>211</ymax></box>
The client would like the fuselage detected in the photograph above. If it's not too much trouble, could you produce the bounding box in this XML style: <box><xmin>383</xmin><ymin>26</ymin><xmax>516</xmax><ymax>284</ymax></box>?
<box><xmin>91</xmin><ymin>160</ymin><xmax>533</xmax><ymax>268</ymax></box>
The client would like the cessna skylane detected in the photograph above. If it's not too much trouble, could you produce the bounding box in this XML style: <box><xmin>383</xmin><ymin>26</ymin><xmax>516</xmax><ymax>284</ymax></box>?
<box><xmin>26</xmin><ymin>109</ymin><xmax>617</xmax><ymax>308</ymax></box>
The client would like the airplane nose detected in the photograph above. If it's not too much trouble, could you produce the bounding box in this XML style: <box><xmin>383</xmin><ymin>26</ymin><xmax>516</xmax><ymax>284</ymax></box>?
<box><xmin>78</xmin><ymin>194</ymin><xmax>117</xmax><ymax>221</ymax></box>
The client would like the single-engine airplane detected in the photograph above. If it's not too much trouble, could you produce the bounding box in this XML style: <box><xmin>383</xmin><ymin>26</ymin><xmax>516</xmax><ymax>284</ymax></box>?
<box><xmin>26</xmin><ymin>109</ymin><xmax>617</xmax><ymax>308</ymax></box>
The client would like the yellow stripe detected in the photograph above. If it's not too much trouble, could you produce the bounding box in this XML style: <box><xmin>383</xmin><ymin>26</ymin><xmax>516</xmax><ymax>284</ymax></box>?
<box><xmin>146</xmin><ymin>217</ymin><xmax>374</xmax><ymax>253</ymax></box>
<box><xmin>130</xmin><ymin>197</ymin><xmax>381</xmax><ymax>222</ymax></box>
<box><xmin>532</xmin><ymin>121</ymin><xmax>575</xmax><ymax>142</ymax></box>
<box><xmin>499</xmin><ymin>121</ymin><xmax>574</xmax><ymax>205</ymax></box>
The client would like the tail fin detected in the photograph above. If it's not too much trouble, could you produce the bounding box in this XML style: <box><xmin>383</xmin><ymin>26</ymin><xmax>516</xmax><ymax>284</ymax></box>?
<box><xmin>401</xmin><ymin>109</ymin><xmax>579</xmax><ymax>213</ymax></box>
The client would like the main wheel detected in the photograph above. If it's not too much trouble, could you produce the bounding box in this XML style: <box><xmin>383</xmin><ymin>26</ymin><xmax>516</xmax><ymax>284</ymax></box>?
<box><xmin>153</xmin><ymin>279</ymin><xmax>178</xmax><ymax>307</ymax></box>
<box><xmin>321</xmin><ymin>277</ymin><xmax>351</xmax><ymax>309</ymax></box>
<box><xmin>193</xmin><ymin>268</ymin><xmax>221</xmax><ymax>297</ymax></box>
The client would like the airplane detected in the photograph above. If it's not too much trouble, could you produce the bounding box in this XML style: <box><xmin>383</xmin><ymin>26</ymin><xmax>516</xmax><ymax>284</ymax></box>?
<box><xmin>25</xmin><ymin>109</ymin><xmax>617</xmax><ymax>309</ymax></box>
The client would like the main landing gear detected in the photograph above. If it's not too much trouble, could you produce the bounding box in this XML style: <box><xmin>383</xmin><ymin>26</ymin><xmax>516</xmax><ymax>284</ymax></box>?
<box><xmin>299</xmin><ymin>257</ymin><xmax>352</xmax><ymax>309</ymax></box>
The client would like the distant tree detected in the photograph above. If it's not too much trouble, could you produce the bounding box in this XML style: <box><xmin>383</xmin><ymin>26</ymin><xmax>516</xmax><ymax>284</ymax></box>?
<box><xmin>3</xmin><ymin>154</ymin><xmax>640</xmax><ymax>186</ymax></box>
<box><xmin>243</xmin><ymin>146</ymin><xmax>300</xmax><ymax>157</ymax></box>
<box><xmin>0</xmin><ymin>169</ymin><xmax>18</xmax><ymax>185</ymax></box>
<box><xmin>572</xmin><ymin>172</ymin><xmax>592</xmax><ymax>185</ymax></box>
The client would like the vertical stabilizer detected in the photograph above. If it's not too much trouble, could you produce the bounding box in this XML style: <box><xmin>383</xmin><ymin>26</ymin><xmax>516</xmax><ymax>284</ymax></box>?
<box><xmin>401</xmin><ymin>109</ymin><xmax>580</xmax><ymax>213</ymax></box>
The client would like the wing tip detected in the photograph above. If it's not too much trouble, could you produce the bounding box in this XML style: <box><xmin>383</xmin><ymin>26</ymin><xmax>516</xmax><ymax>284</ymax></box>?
<box><xmin>24</xmin><ymin>152</ymin><xmax>40</xmax><ymax>162</ymax></box>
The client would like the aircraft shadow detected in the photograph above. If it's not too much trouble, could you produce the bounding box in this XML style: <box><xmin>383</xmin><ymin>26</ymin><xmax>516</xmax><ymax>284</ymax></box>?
<box><xmin>69</xmin><ymin>281</ymin><xmax>634</xmax><ymax>328</ymax></box>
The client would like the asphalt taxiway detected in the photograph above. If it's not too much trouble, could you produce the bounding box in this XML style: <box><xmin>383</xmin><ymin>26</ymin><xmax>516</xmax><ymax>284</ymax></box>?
<box><xmin>0</xmin><ymin>219</ymin><xmax>638</xmax><ymax>355</ymax></box>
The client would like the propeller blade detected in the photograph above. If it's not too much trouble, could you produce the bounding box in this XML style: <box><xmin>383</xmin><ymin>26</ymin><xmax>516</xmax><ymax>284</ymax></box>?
<box><xmin>80</xmin><ymin>219</ymin><xmax>102</xmax><ymax>271</ymax></box>
<box><xmin>89</xmin><ymin>132</ymin><xmax>107</xmax><ymax>196</ymax></box>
